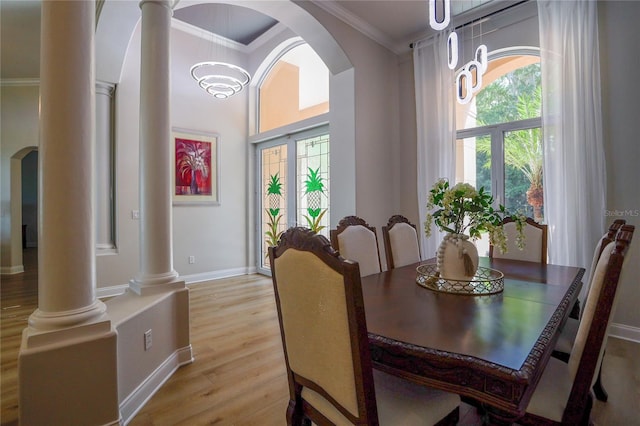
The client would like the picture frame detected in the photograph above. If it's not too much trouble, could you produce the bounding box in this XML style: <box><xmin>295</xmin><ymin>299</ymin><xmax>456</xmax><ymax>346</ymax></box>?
<box><xmin>172</xmin><ymin>128</ymin><xmax>220</xmax><ymax>205</ymax></box>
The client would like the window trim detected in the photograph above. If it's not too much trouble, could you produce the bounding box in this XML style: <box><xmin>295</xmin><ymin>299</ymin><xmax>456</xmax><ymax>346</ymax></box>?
<box><xmin>457</xmin><ymin>117</ymin><xmax>542</xmax><ymax>207</ymax></box>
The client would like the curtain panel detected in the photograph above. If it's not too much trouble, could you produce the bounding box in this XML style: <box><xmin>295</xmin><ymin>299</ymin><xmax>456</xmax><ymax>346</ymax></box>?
<box><xmin>413</xmin><ymin>33</ymin><xmax>456</xmax><ymax>260</ymax></box>
<box><xmin>538</xmin><ymin>0</ymin><xmax>606</xmax><ymax>295</ymax></box>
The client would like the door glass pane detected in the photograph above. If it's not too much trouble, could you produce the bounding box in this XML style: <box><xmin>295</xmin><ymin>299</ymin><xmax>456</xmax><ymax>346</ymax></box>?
<box><xmin>261</xmin><ymin>145</ymin><xmax>287</xmax><ymax>269</ymax></box>
<box><xmin>503</xmin><ymin>128</ymin><xmax>544</xmax><ymax>222</ymax></box>
<box><xmin>297</xmin><ymin>134</ymin><xmax>330</xmax><ymax>237</ymax></box>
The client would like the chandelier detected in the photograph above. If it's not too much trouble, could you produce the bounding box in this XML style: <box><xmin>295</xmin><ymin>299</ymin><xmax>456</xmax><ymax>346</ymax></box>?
<box><xmin>429</xmin><ymin>0</ymin><xmax>487</xmax><ymax>104</ymax></box>
<box><xmin>190</xmin><ymin>61</ymin><xmax>251</xmax><ymax>99</ymax></box>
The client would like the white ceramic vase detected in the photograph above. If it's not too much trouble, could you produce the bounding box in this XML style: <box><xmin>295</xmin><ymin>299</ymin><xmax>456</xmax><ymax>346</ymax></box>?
<box><xmin>436</xmin><ymin>233</ymin><xmax>479</xmax><ymax>281</ymax></box>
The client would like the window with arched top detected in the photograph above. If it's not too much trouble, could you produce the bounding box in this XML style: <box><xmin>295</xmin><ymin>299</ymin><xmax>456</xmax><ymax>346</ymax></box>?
<box><xmin>258</xmin><ymin>43</ymin><xmax>329</xmax><ymax>133</ymax></box>
<box><xmin>455</xmin><ymin>51</ymin><xmax>543</xmax><ymax>255</ymax></box>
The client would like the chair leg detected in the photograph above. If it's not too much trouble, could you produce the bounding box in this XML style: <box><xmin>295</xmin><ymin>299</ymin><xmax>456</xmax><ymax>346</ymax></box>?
<box><xmin>593</xmin><ymin>361</ymin><xmax>608</xmax><ymax>402</ymax></box>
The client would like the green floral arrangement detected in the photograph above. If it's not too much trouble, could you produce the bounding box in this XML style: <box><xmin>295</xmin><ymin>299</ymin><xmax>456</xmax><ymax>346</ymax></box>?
<box><xmin>423</xmin><ymin>179</ymin><xmax>526</xmax><ymax>253</ymax></box>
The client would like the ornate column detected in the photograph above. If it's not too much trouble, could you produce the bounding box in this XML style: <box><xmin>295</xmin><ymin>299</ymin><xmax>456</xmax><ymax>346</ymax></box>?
<box><xmin>129</xmin><ymin>0</ymin><xmax>180</xmax><ymax>294</ymax></box>
<box><xmin>19</xmin><ymin>2</ymin><xmax>118</xmax><ymax>424</ymax></box>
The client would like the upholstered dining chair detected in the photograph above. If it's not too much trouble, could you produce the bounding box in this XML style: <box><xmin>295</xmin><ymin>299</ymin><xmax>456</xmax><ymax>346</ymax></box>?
<box><xmin>553</xmin><ymin>219</ymin><xmax>626</xmax><ymax>402</ymax></box>
<box><xmin>382</xmin><ymin>215</ymin><xmax>421</xmax><ymax>269</ymax></box>
<box><xmin>269</xmin><ymin>227</ymin><xmax>460</xmax><ymax>426</ymax></box>
<box><xmin>330</xmin><ymin>215</ymin><xmax>382</xmax><ymax>277</ymax></box>
<box><xmin>520</xmin><ymin>224</ymin><xmax>634</xmax><ymax>426</ymax></box>
<box><xmin>489</xmin><ymin>216</ymin><xmax>548</xmax><ymax>263</ymax></box>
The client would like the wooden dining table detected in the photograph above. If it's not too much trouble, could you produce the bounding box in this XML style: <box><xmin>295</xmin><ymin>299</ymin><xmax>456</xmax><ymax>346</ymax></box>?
<box><xmin>361</xmin><ymin>257</ymin><xmax>584</xmax><ymax>425</ymax></box>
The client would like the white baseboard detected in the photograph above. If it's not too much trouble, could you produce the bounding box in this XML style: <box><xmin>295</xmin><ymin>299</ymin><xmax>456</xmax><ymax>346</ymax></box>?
<box><xmin>180</xmin><ymin>266</ymin><xmax>256</xmax><ymax>284</ymax></box>
<box><xmin>609</xmin><ymin>322</ymin><xmax>640</xmax><ymax>343</ymax></box>
<box><xmin>119</xmin><ymin>345</ymin><xmax>194</xmax><ymax>425</ymax></box>
<box><xmin>0</xmin><ymin>265</ymin><xmax>24</xmax><ymax>275</ymax></box>
<box><xmin>97</xmin><ymin>266</ymin><xmax>257</xmax><ymax>299</ymax></box>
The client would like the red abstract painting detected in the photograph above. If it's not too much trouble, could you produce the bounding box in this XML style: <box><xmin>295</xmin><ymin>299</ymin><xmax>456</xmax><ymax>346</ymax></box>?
<box><xmin>174</xmin><ymin>138</ymin><xmax>212</xmax><ymax>196</ymax></box>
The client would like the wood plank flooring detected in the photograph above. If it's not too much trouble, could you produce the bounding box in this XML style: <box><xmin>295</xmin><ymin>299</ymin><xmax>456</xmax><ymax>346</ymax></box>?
<box><xmin>2</xmin><ymin>248</ymin><xmax>639</xmax><ymax>425</ymax></box>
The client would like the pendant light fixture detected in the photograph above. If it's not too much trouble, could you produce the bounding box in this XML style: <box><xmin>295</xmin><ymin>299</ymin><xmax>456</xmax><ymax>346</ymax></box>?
<box><xmin>190</xmin><ymin>61</ymin><xmax>250</xmax><ymax>99</ymax></box>
<box><xmin>429</xmin><ymin>0</ymin><xmax>488</xmax><ymax>105</ymax></box>
<box><xmin>190</xmin><ymin>4</ymin><xmax>251</xmax><ymax>100</ymax></box>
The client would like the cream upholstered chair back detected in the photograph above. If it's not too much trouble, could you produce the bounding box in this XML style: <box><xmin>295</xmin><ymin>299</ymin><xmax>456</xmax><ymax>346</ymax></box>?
<box><xmin>331</xmin><ymin>216</ymin><xmax>381</xmax><ymax>277</ymax></box>
<box><xmin>269</xmin><ymin>227</ymin><xmax>378</xmax><ymax>424</ymax></box>
<box><xmin>580</xmin><ymin>219</ymin><xmax>626</xmax><ymax>313</ymax></box>
<box><xmin>490</xmin><ymin>217</ymin><xmax>547</xmax><ymax>263</ymax></box>
<box><xmin>382</xmin><ymin>215</ymin><xmax>421</xmax><ymax>269</ymax></box>
<box><xmin>568</xmin><ymin>225</ymin><xmax>634</xmax><ymax>392</ymax></box>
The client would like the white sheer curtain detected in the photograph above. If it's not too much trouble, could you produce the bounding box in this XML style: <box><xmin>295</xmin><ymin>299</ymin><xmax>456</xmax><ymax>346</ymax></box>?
<box><xmin>538</xmin><ymin>0</ymin><xmax>606</xmax><ymax>284</ymax></box>
<box><xmin>414</xmin><ymin>33</ymin><xmax>456</xmax><ymax>260</ymax></box>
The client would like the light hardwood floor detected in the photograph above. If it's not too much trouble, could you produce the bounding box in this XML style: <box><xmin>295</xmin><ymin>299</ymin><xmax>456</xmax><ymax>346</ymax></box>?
<box><xmin>2</xmin><ymin>248</ymin><xmax>639</xmax><ymax>425</ymax></box>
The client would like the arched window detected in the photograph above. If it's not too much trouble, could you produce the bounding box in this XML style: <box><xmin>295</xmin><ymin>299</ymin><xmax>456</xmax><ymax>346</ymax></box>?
<box><xmin>455</xmin><ymin>51</ymin><xmax>543</xmax><ymax>254</ymax></box>
<box><xmin>456</xmin><ymin>53</ymin><xmax>542</xmax><ymax>219</ymax></box>
<box><xmin>258</xmin><ymin>43</ymin><xmax>329</xmax><ymax>133</ymax></box>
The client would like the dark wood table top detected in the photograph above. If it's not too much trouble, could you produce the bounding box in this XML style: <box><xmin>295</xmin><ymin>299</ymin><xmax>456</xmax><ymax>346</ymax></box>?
<box><xmin>361</xmin><ymin>257</ymin><xmax>584</xmax><ymax>422</ymax></box>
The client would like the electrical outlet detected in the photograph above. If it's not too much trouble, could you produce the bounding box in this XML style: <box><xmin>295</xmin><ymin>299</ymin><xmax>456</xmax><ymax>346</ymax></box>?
<box><xmin>188</xmin><ymin>255</ymin><xmax>195</xmax><ymax>264</ymax></box>
<box><xmin>144</xmin><ymin>329</ymin><xmax>152</xmax><ymax>351</ymax></box>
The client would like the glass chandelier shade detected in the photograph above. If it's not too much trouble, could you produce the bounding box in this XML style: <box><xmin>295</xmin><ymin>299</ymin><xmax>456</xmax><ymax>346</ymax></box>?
<box><xmin>428</xmin><ymin>0</ymin><xmax>489</xmax><ymax>105</ymax></box>
<box><xmin>447</xmin><ymin>31</ymin><xmax>458</xmax><ymax>70</ymax></box>
<box><xmin>429</xmin><ymin>0</ymin><xmax>450</xmax><ymax>31</ymax></box>
<box><xmin>190</xmin><ymin>61</ymin><xmax>251</xmax><ymax>99</ymax></box>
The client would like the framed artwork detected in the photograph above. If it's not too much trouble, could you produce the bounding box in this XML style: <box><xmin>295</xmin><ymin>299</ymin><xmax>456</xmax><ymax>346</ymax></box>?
<box><xmin>172</xmin><ymin>128</ymin><xmax>220</xmax><ymax>205</ymax></box>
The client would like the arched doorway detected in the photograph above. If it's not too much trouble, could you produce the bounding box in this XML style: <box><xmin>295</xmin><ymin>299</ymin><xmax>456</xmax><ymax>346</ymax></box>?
<box><xmin>4</xmin><ymin>147</ymin><xmax>38</xmax><ymax>275</ymax></box>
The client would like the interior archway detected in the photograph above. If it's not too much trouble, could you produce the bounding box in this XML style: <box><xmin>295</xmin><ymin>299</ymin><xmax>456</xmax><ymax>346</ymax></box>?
<box><xmin>6</xmin><ymin>147</ymin><xmax>38</xmax><ymax>275</ymax></box>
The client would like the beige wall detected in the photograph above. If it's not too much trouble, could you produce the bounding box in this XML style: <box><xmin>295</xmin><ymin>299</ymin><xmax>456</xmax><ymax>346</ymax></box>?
<box><xmin>598</xmin><ymin>0</ymin><xmax>640</xmax><ymax>335</ymax></box>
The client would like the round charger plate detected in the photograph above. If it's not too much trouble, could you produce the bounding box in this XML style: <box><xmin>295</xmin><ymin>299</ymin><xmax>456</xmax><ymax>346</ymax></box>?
<box><xmin>416</xmin><ymin>263</ymin><xmax>504</xmax><ymax>295</ymax></box>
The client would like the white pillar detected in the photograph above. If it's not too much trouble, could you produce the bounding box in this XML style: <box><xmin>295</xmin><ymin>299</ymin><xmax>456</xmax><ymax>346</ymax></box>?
<box><xmin>130</xmin><ymin>0</ymin><xmax>180</xmax><ymax>294</ymax></box>
<box><xmin>19</xmin><ymin>2</ymin><xmax>118</xmax><ymax>425</ymax></box>
<box><xmin>30</xmin><ymin>0</ymin><xmax>106</xmax><ymax>329</ymax></box>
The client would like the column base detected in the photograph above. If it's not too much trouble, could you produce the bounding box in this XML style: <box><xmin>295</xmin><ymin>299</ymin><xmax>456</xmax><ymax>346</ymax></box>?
<box><xmin>28</xmin><ymin>299</ymin><xmax>107</xmax><ymax>332</ymax></box>
<box><xmin>19</xmin><ymin>317</ymin><xmax>120</xmax><ymax>425</ymax></box>
<box><xmin>129</xmin><ymin>270</ymin><xmax>184</xmax><ymax>295</ymax></box>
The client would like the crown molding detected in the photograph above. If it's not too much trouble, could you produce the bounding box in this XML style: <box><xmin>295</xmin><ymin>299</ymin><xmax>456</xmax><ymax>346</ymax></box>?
<box><xmin>246</xmin><ymin>22</ymin><xmax>290</xmax><ymax>54</ymax></box>
<box><xmin>171</xmin><ymin>18</ymin><xmax>249</xmax><ymax>53</ymax></box>
<box><xmin>310</xmin><ymin>0</ymin><xmax>400</xmax><ymax>54</ymax></box>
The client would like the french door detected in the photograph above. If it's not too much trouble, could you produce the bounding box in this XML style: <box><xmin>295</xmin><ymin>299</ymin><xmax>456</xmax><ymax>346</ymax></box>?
<box><xmin>256</xmin><ymin>126</ymin><xmax>330</xmax><ymax>274</ymax></box>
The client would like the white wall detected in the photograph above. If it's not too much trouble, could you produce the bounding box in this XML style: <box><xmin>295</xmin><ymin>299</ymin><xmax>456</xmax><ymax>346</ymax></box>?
<box><xmin>599</xmin><ymin>1</ymin><xmax>640</xmax><ymax>335</ymax></box>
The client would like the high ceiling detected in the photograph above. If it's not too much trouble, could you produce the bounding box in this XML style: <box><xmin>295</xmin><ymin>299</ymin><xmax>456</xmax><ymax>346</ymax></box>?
<box><xmin>173</xmin><ymin>3</ymin><xmax>279</xmax><ymax>46</ymax></box>
<box><xmin>0</xmin><ymin>0</ymin><xmax>510</xmax><ymax>80</ymax></box>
